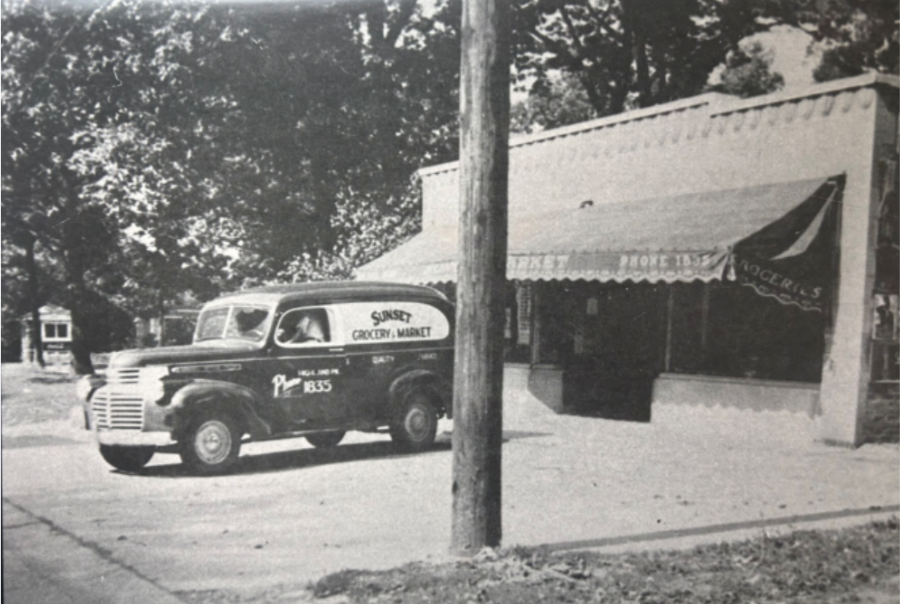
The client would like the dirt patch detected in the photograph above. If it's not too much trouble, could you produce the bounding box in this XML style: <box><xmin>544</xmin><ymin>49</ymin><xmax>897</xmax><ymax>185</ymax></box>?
<box><xmin>27</xmin><ymin>374</ymin><xmax>77</xmax><ymax>385</ymax></box>
<box><xmin>1</xmin><ymin>364</ymin><xmax>79</xmax><ymax>427</ymax></box>
<box><xmin>1</xmin><ymin>434</ymin><xmax>84</xmax><ymax>449</ymax></box>
<box><xmin>304</xmin><ymin>519</ymin><xmax>900</xmax><ymax>604</ymax></box>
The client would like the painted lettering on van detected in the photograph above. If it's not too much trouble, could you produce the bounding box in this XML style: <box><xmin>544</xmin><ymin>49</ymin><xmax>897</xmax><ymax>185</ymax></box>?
<box><xmin>340</xmin><ymin>302</ymin><xmax>451</xmax><ymax>342</ymax></box>
<box><xmin>396</xmin><ymin>326</ymin><xmax>431</xmax><ymax>338</ymax></box>
<box><xmin>352</xmin><ymin>328</ymin><xmax>393</xmax><ymax>341</ymax></box>
<box><xmin>370</xmin><ymin>309</ymin><xmax>413</xmax><ymax>326</ymax></box>
<box><xmin>272</xmin><ymin>373</ymin><xmax>302</xmax><ymax>397</ymax></box>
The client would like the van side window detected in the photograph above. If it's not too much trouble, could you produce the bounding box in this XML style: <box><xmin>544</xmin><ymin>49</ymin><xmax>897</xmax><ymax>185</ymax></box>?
<box><xmin>275</xmin><ymin>308</ymin><xmax>331</xmax><ymax>346</ymax></box>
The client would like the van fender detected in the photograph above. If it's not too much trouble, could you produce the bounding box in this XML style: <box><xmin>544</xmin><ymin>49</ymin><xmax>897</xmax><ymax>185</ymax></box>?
<box><xmin>388</xmin><ymin>369</ymin><xmax>452</xmax><ymax>419</ymax></box>
<box><xmin>169</xmin><ymin>380</ymin><xmax>272</xmax><ymax>440</ymax></box>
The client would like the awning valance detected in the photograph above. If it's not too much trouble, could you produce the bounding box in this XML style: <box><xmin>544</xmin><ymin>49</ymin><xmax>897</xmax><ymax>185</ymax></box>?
<box><xmin>731</xmin><ymin>177</ymin><xmax>843</xmax><ymax>312</ymax></box>
<box><xmin>356</xmin><ymin>177</ymin><xmax>842</xmax><ymax>292</ymax></box>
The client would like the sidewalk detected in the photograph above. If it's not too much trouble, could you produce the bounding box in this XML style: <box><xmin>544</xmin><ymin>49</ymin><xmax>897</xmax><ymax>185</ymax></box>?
<box><xmin>500</xmin><ymin>390</ymin><xmax>899</xmax><ymax>553</ymax></box>
<box><xmin>3</xmin><ymin>500</ymin><xmax>186</xmax><ymax>604</ymax></box>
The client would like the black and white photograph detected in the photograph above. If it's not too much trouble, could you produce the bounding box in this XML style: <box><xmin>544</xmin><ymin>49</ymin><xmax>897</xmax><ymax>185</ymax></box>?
<box><xmin>2</xmin><ymin>0</ymin><xmax>898</xmax><ymax>602</ymax></box>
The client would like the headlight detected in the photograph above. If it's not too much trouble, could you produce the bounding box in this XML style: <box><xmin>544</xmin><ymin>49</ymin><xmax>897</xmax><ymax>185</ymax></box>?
<box><xmin>139</xmin><ymin>366</ymin><xmax>170</xmax><ymax>404</ymax></box>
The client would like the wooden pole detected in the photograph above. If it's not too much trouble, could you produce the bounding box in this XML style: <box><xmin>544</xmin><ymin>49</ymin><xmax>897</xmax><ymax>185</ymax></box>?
<box><xmin>451</xmin><ymin>0</ymin><xmax>510</xmax><ymax>555</ymax></box>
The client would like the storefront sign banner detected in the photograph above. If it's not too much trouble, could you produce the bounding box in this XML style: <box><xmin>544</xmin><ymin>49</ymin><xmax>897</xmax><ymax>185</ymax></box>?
<box><xmin>506</xmin><ymin>250</ymin><xmax>730</xmax><ymax>282</ymax></box>
<box><xmin>733</xmin><ymin>255</ymin><xmax>828</xmax><ymax>312</ymax></box>
<box><xmin>43</xmin><ymin>342</ymin><xmax>71</xmax><ymax>351</ymax></box>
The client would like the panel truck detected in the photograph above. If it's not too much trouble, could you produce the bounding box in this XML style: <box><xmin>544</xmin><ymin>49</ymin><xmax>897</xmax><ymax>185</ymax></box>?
<box><xmin>77</xmin><ymin>282</ymin><xmax>455</xmax><ymax>475</ymax></box>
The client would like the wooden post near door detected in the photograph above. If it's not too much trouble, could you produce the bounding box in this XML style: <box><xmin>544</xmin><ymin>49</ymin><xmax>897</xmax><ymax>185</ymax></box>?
<box><xmin>664</xmin><ymin>285</ymin><xmax>674</xmax><ymax>373</ymax></box>
<box><xmin>451</xmin><ymin>0</ymin><xmax>510</xmax><ymax>554</ymax></box>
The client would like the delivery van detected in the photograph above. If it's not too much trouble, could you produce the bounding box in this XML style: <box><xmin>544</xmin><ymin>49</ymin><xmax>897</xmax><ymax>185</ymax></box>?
<box><xmin>77</xmin><ymin>282</ymin><xmax>454</xmax><ymax>474</ymax></box>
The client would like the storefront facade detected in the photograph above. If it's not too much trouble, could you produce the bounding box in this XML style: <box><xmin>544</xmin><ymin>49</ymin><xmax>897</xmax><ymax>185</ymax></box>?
<box><xmin>357</xmin><ymin>74</ymin><xmax>899</xmax><ymax>446</ymax></box>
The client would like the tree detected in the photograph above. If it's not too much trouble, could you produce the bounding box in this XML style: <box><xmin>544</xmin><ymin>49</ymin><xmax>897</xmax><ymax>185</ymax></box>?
<box><xmin>511</xmin><ymin>71</ymin><xmax>597</xmax><ymax>133</ymax></box>
<box><xmin>2</xmin><ymin>1</ymin><xmax>113</xmax><ymax>371</ymax></box>
<box><xmin>708</xmin><ymin>41</ymin><xmax>785</xmax><ymax>98</ymax></box>
<box><xmin>2</xmin><ymin>0</ymin><xmax>465</xmax><ymax>369</ymax></box>
<box><xmin>511</xmin><ymin>0</ymin><xmax>776</xmax><ymax>118</ymax></box>
<box><xmin>793</xmin><ymin>0</ymin><xmax>899</xmax><ymax>81</ymax></box>
<box><xmin>2</xmin><ymin>0</ymin><xmax>229</xmax><ymax>371</ymax></box>
<box><xmin>196</xmin><ymin>0</ymin><xmax>461</xmax><ymax>284</ymax></box>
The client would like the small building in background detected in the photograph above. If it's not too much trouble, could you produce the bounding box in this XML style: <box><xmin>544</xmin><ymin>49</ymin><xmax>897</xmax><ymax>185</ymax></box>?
<box><xmin>133</xmin><ymin>308</ymin><xmax>200</xmax><ymax>348</ymax></box>
<box><xmin>20</xmin><ymin>305</ymin><xmax>73</xmax><ymax>367</ymax></box>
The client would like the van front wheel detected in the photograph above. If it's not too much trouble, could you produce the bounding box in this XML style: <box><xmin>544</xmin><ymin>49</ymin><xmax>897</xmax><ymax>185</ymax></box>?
<box><xmin>180</xmin><ymin>412</ymin><xmax>242</xmax><ymax>475</ymax></box>
<box><xmin>390</xmin><ymin>388</ymin><xmax>438</xmax><ymax>452</ymax></box>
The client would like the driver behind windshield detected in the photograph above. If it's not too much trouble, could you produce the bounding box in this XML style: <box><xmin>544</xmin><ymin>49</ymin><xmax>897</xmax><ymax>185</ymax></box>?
<box><xmin>230</xmin><ymin>308</ymin><xmax>270</xmax><ymax>340</ymax></box>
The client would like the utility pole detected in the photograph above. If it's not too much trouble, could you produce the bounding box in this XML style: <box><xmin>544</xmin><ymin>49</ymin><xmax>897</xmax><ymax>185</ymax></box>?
<box><xmin>451</xmin><ymin>0</ymin><xmax>510</xmax><ymax>555</ymax></box>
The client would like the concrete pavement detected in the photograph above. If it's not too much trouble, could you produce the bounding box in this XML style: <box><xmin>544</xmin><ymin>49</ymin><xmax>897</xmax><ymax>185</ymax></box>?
<box><xmin>3</xmin><ymin>500</ymin><xmax>186</xmax><ymax>604</ymax></box>
<box><xmin>2</xmin><ymin>392</ymin><xmax>898</xmax><ymax>603</ymax></box>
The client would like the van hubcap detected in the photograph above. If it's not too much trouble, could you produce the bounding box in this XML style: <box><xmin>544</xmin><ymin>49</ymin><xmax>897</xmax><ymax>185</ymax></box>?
<box><xmin>194</xmin><ymin>420</ymin><xmax>232</xmax><ymax>465</ymax></box>
<box><xmin>405</xmin><ymin>405</ymin><xmax>431</xmax><ymax>441</ymax></box>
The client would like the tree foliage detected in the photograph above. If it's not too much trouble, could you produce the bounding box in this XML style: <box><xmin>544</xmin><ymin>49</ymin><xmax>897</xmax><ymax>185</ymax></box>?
<box><xmin>510</xmin><ymin>0</ymin><xmax>897</xmax><ymax>129</ymax></box>
<box><xmin>2</xmin><ymin>0</ymin><xmax>896</xmax><ymax>371</ymax></box>
<box><xmin>709</xmin><ymin>41</ymin><xmax>785</xmax><ymax>98</ymax></box>
<box><xmin>194</xmin><ymin>0</ymin><xmax>460</xmax><ymax>284</ymax></box>
<box><xmin>511</xmin><ymin>71</ymin><xmax>597</xmax><ymax>133</ymax></box>
<box><xmin>2</xmin><ymin>0</ymin><xmax>239</xmax><ymax>369</ymax></box>
<box><xmin>512</xmin><ymin>0</ymin><xmax>776</xmax><ymax>118</ymax></box>
<box><xmin>794</xmin><ymin>0</ymin><xmax>899</xmax><ymax>81</ymax></box>
<box><xmin>1</xmin><ymin>0</ymin><xmax>462</xmax><ymax>369</ymax></box>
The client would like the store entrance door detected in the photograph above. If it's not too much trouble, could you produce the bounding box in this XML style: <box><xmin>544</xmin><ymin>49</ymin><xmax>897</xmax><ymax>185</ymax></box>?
<box><xmin>565</xmin><ymin>283</ymin><xmax>666</xmax><ymax>421</ymax></box>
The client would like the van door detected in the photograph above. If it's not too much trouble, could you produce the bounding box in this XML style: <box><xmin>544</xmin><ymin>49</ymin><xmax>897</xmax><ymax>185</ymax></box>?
<box><xmin>337</xmin><ymin>301</ymin><xmax>454</xmax><ymax>423</ymax></box>
<box><xmin>270</xmin><ymin>306</ymin><xmax>347</xmax><ymax>426</ymax></box>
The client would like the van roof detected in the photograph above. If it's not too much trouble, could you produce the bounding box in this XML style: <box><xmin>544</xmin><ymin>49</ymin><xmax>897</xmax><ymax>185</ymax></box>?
<box><xmin>209</xmin><ymin>281</ymin><xmax>450</xmax><ymax>308</ymax></box>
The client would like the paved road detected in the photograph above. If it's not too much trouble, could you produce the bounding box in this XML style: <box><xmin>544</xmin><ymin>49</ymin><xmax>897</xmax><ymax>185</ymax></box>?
<box><xmin>3</xmin><ymin>396</ymin><xmax>898</xmax><ymax>603</ymax></box>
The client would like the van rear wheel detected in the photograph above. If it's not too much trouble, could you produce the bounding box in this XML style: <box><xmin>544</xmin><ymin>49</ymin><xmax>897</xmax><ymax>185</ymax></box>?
<box><xmin>390</xmin><ymin>388</ymin><xmax>438</xmax><ymax>452</ymax></box>
<box><xmin>99</xmin><ymin>445</ymin><xmax>154</xmax><ymax>472</ymax></box>
<box><xmin>180</xmin><ymin>412</ymin><xmax>242</xmax><ymax>475</ymax></box>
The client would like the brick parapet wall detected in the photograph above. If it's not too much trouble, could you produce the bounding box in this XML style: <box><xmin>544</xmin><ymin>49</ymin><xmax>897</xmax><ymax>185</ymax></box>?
<box><xmin>864</xmin><ymin>383</ymin><xmax>900</xmax><ymax>443</ymax></box>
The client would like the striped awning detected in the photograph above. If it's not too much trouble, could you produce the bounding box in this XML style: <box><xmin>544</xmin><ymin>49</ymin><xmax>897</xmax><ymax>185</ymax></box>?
<box><xmin>356</xmin><ymin>177</ymin><xmax>841</xmax><ymax>297</ymax></box>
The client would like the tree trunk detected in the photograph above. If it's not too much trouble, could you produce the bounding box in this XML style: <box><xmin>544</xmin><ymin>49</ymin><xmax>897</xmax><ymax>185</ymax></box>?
<box><xmin>25</xmin><ymin>237</ymin><xmax>45</xmax><ymax>368</ymax></box>
<box><xmin>622</xmin><ymin>0</ymin><xmax>651</xmax><ymax>107</ymax></box>
<box><xmin>451</xmin><ymin>0</ymin><xmax>510</xmax><ymax>555</ymax></box>
<box><xmin>157</xmin><ymin>296</ymin><xmax>166</xmax><ymax>347</ymax></box>
<box><xmin>68</xmin><ymin>303</ymin><xmax>95</xmax><ymax>375</ymax></box>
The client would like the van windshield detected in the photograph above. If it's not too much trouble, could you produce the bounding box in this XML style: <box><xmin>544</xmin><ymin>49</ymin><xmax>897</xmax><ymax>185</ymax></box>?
<box><xmin>195</xmin><ymin>305</ymin><xmax>272</xmax><ymax>343</ymax></box>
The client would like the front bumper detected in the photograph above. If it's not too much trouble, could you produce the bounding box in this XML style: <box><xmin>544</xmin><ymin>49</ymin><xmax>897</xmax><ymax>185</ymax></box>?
<box><xmin>94</xmin><ymin>428</ymin><xmax>177</xmax><ymax>447</ymax></box>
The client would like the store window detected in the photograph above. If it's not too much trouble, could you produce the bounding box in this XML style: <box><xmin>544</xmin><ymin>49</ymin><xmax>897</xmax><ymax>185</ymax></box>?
<box><xmin>505</xmin><ymin>282</ymin><xmax>532</xmax><ymax>363</ymax></box>
<box><xmin>872</xmin><ymin>159</ymin><xmax>899</xmax><ymax>382</ymax></box>
<box><xmin>872</xmin><ymin>294</ymin><xmax>899</xmax><ymax>382</ymax></box>
<box><xmin>702</xmin><ymin>283</ymin><xmax>825</xmax><ymax>382</ymax></box>
<box><xmin>43</xmin><ymin>322</ymin><xmax>69</xmax><ymax>341</ymax></box>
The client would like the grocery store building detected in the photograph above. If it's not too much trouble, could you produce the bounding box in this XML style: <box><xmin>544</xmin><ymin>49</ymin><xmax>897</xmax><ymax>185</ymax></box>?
<box><xmin>357</xmin><ymin>74</ymin><xmax>899</xmax><ymax>446</ymax></box>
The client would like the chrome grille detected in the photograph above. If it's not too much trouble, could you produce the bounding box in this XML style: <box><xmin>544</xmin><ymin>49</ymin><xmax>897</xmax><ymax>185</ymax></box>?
<box><xmin>91</xmin><ymin>387</ymin><xmax>144</xmax><ymax>431</ymax></box>
<box><xmin>106</xmin><ymin>368</ymin><xmax>141</xmax><ymax>385</ymax></box>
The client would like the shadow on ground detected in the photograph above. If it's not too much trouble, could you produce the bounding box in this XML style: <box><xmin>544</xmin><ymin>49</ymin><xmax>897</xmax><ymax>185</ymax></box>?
<box><xmin>112</xmin><ymin>429</ymin><xmax>551</xmax><ymax>479</ymax></box>
<box><xmin>131</xmin><ymin>440</ymin><xmax>453</xmax><ymax>479</ymax></box>
<box><xmin>26</xmin><ymin>374</ymin><xmax>77</xmax><ymax>386</ymax></box>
